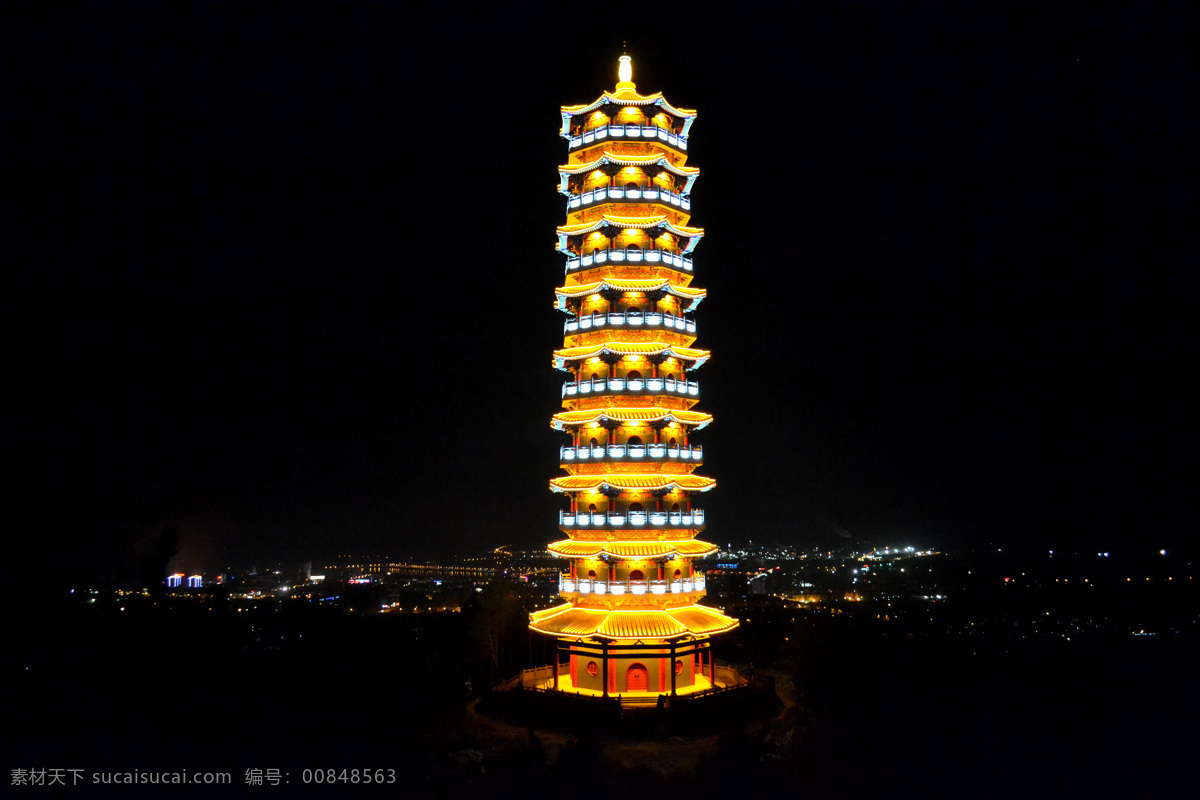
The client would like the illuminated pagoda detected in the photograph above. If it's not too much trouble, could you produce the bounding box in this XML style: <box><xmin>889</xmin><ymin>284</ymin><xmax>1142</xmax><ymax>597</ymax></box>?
<box><xmin>529</xmin><ymin>56</ymin><xmax>737</xmax><ymax>698</ymax></box>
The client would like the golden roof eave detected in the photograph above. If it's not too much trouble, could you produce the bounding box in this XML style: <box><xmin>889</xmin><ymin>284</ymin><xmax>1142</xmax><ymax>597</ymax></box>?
<box><xmin>560</xmin><ymin>91</ymin><xmax>697</xmax><ymax>129</ymax></box>
<box><xmin>551</xmin><ymin>407</ymin><xmax>712</xmax><ymax>430</ymax></box>
<box><xmin>557</xmin><ymin>215</ymin><xmax>703</xmax><ymax>238</ymax></box>
<box><xmin>554</xmin><ymin>279</ymin><xmax>706</xmax><ymax>313</ymax></box>
<box><xmin>555</xmin><ymin>279</ymin><xmax>705</xmax><ymax>297</ymax></box>
<box><xmin>550</xmin><ymin>474</ymin><xmax>715</xmax><ymax>492</ymax></box>
<box><xmin>559</xmin><ymin>151</ymin><xmax>699</xmax><ymax>176</ymax></box>
<box><xmin>552</xmin><ymin>341</ymin><xmax>709</xmax><ymax>369</ymax></box>
<box><xmin>529</xmin><ymin>603</ymin><xmax>737</xmax><ymax>640</ymax></box>
<box><xmin>545</xmin><ymin>539</ymin><xmax>720</xmax><ymax>559</ymax></box>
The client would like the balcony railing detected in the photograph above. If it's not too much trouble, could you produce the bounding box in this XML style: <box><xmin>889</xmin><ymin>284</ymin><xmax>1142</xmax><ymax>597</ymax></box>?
<box><xmin>559</xmin><ymin>573</ymin><xmax>707</xmax><ymax>595</ymax></box>
<box><xmin>564</xmin><ymin>310</ymin><xmax>695</xmax><ymax>336</ymax></box>
<box><xmin>567</xmin><ymin>186</ymin><xmax>691</xmax><ymax>214</ymax></box>
<box><xmin>559</xmin><ymin>509</ymin><xmax>705</xmax><ymax>528</ymax></box>
<box><xmin>567</xmin><ymin>124</ymin><xmax>688</xmax><ymax>152</ymax></box>
<box><xmin>560</xmin><ymin>443</ymin><xmax>702</xmax><ymax>463</ymax></box>
<box><xmin>564</xmin><ymin>247</ymin><xmax>692</xmax><ymax>274</ymax></box>
<box><xmin>562</xmin><ymin>376</ymin><xmax>699</xmax><ymax>399</ymax></box>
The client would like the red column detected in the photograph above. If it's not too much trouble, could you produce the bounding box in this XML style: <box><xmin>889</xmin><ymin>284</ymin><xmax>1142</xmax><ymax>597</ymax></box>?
<box><xmin>602</xmin><ymin>641</ymin><xmax>610</xmax><ymax>697</ymax></box>
<box><xmin>709</xmin><ymin>648</ymin><xmax>715</xmax><ymax>686</ymax></box>
<box><xmin>553</xmin><ymin>655</ymin><xmax>559</xmax><ymax>689</ymax></box>
<box><xmin>670</xmin><ymin>641</ymin><xmax>677</xmax><ymax>696</ymax></box>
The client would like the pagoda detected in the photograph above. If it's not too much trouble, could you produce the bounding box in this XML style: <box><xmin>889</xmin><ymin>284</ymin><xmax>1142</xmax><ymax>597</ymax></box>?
<box><xmin>529</xmin><ymin>56</ymin><xmax>737</xmax><ymax>698</ymax></box>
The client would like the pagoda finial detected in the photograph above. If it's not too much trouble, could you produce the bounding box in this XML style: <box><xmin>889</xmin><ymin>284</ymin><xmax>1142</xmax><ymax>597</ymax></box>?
<box><xmin>616</xmin><ymin>55</ymin><xmax>636</xmax><ymax>92</ymax></box>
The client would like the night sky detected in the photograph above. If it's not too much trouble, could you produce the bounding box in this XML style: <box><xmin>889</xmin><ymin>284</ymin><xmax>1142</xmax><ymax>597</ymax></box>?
<box><xmin>4</xmin><ymin>2</ymin><xmax>1194</xmax><ymax>581</ymax></box>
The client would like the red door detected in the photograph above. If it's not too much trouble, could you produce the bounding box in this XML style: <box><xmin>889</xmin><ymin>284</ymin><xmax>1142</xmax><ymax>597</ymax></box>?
<box><xmin>626</xmin><ymin>664</ymin><xmax>648</xmax><ymax>691</ymax></box>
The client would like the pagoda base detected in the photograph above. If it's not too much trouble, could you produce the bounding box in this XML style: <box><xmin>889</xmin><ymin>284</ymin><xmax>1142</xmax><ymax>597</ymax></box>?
<box><xmin>542</xmin><ymin>636</ymin><xmax>717</xmax><ymax>697</ymax></box>
<box><xmin>537</xmin><ymin>672</ymin><xmax>717</xmax><ymax>699</ymax></box>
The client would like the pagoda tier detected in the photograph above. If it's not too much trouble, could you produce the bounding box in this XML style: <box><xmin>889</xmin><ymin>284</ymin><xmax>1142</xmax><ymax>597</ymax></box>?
<box><xmin>531</xmin><ymin>56</ymin><xmax>735</xmax><ymax>699</ymax></box>
<box><xmin>558</xmin><ymin>154</ymin><xmax>700</xmax><ymax>226</ymax></box>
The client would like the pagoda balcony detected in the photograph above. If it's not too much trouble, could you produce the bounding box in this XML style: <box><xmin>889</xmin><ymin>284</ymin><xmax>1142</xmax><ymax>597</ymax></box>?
<box><xmin>564</xmin><ymin>247</ymin><xmax>692</xmax><ymax>274</ymax></box>
<box><xmin>567</xmin><ymin>123</ymin><xmax>688</xmax><ymax>152</ymax></box>
<box><xmin>559</xmin><ymin>509</ymin><xmax>705</xmax><ymax>528</ymax></box>
<box><xmin>567</xmin><ymin>185</ymin><xmax>692</xmax><ymax>214</ymax></box>
<box><xmin>564</xmin><ymin>310</ymin><xmax>695</xmax><ymax>336</ymax></box>
<box><xmin>562</xmin><ymin>376</ymin><xmax>699</xmax><ymax>399</ymax></box>
<box><xmin>560</xmin><ymin>443</ymin><xmax>702</xmax><ymax>463</ymax></box>
<box><xmin>558</xmin><ymin>573</ymin><xmax>707</xmax><ymax>595</ymax></box>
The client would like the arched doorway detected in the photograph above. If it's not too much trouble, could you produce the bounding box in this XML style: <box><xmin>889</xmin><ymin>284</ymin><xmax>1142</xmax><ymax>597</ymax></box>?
<box><xmin>626</xmin><ymin>663</ymin><xmax>648</xmax><ymax>691</ymax></box>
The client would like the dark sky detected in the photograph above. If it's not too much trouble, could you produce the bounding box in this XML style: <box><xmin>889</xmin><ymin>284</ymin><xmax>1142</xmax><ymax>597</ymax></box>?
<box><xmin>4</xmin><ymin>1</ymin><xmax>1194</xmax><ymax>579</ymax></box>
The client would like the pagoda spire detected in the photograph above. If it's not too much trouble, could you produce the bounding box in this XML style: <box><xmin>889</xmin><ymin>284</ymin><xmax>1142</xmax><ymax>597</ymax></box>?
<box><xmin>616</xmin><ymin>55</ymin><xmax>635</xmax><ymax>92</ymax></box>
